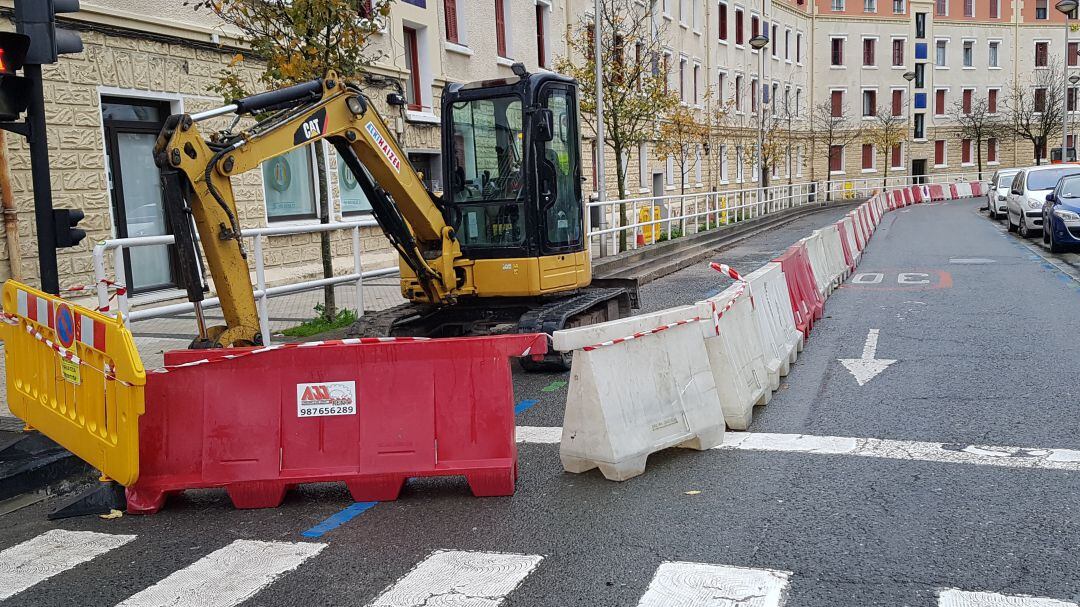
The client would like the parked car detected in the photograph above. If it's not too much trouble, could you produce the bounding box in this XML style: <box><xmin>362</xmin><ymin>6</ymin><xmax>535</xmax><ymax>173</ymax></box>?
<box><xmin>988</xmin><ymin>168</ymin><xmax>1021</xmax><ymax>220</ymax></box>
<box><xmin>1042</xmin><ymin>175</ymin><xmax>1080</xmax><ymax>253</ymax></box>
<box><xmin>1006</xmin><ymin>165</ymin><xmax>1080</xmax><ymax>237</ymax></box>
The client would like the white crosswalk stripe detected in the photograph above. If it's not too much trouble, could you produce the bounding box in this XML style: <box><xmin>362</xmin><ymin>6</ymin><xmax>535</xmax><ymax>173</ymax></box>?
<box><xmin>365</xmin><ymin>549</ymin><xmax>543</xmax><ymax>607</ymax></box>
<box><xmin>0</xmin><ymin>529</ymin><xmax>135</xmax><ymax>601</ymax></box>
<box><xmin>637</xmin><ymin>562</ymin><xmax>791</xmax><ymax>607</ymax></box>
<box><xmin>115</xmin><ymin>539</ymin><xmax>325</xmax><ymax>607</ymax></box>
<box><xmin>939</xmin><ymin>589</ymin><xmax>1079</xmax><ymax>607</ymax></box>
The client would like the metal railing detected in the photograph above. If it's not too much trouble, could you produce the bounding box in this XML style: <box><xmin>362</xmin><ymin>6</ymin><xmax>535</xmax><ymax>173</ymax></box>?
<box><xmin>587</xmin><ymin>181</ymin><xmax>821</xmax><ymax>258</ymax></box>
<box><xmin>821</xmin><ymin>171</ymin><xmax>988</xmax><ymax>200</ymax></box>
<box><xmin>92</xmin><ymin>219</ymin><xmax>395</xmax><ymax>346</ymax></box>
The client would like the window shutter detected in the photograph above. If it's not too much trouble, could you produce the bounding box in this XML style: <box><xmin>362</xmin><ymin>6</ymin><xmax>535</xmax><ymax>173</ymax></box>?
<box><xmin>719</xmin><ymin>4</ymin><xmax>728</xmax><ymax>40</ymax></box>
<box><xmin>445</xmin><ymin>0</ymin><xmax>459</xmax><ymax>43</ymax></box>
<box><xmin>830</xmin><ymin>145</ymin><xmax>843</xmax><ymax>172</ymax></box>
<box><xmin>988</xmin><ymin>138</ymin><xmax>997</xmax><ymax>162</ymax></box>
<box><xmin>963</xmin><ymin>90</ymin><xmax>971</xmax><ymax>113</ymax></box>
<box><xmin>935</xmin><ymin>140</ymin><xmax>945</xmax><ymax>164</ymax></box>
<box><xmin>988</xmin><ymin>89</ymin><xmax>997</xmax><ymax>113</ymax></box>
<box><xmin>862</xmin><ymin>144</ymin><xmax>873</xmax><ymax>169</ymax></box>
<box><xmin>495</xmin><ymin>0</ymin><xmax>507</xmax><ymax>57</ymax></box>
<box><xmin>891</xmin><ymin>144</ymin><xmax>901</xmax><ymax>167</ymax></box>
<box><xmin>831</xmin><ymin>90</ymin><xmax>843</xmax><ymax>117</ymax></box>
<box><xmin>935</xmin><ymin>90</ymin><xmax>945</xmax><ymax>114</ymax></box>
<box><xmin>892</xmin><ymin>90</ymin><xmax>902</xmax><ymax>116</ymax></box>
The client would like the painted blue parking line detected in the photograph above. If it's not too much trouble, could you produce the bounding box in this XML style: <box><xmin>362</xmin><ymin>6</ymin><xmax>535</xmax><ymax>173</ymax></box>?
<box><xmin>515</xmin><ymin>399</ymin><xmax>540</xmax><ymax>415</ymax></box>
<box><xmin>301</xmin><ymin>501</ymin><xmax>377</xmax><ymax>538</ymax></box>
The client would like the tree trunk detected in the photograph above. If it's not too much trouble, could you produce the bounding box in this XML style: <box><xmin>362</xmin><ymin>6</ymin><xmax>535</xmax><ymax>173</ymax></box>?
<box><xmin>614</xmin><ymin>142</ymin><xmax>628</xmax><ymax>252</ymax></box>
<box><xmin>976</xmin><ymin>140</ymin><xmax>983</xmax><ymax>180</ymax></box>
<box><xmin>313</xmin><ymin>142</ymin><xmax>337</xmax><ymax>321</ymax></box>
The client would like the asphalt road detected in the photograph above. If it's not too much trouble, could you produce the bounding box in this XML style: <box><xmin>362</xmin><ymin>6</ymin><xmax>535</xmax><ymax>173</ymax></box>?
<box><xmin>3</xmin><ymin>199</ymin><xmax>1080</xmax><ymax>606</ymax></box>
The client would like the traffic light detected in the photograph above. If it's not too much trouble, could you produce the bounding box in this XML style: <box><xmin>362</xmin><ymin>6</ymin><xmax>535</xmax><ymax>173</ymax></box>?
<box><xmin>14</xmin><ymin>0</ymin><xmax>83</xmax><ymax>66</ymax></box>
<box><xmin>53</xmin><ymin>209</ymin><xmax>85</xmax><ymax>248</ymax></box>
<box><xmin>0</xmin><ymin>32</ymin><xmax>31</xmax><ymax>122</ymax></box>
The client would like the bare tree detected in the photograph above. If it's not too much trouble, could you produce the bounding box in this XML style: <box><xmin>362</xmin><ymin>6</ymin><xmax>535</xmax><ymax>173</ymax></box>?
<box><xmin>555</xmin><ymin>0</ymin><xmax>679</xmax><ymax>250</ymax></box>
<box><xmin>810</xmin><ymin>100</ymin><xmax>864</xmax><ymax>201</ymax></box>
<box><xmin>655</xmin><ymin>105</ymin><xmax>709</xmax><ymax>195</ymax></box>
<box><xmin>864</xmin><ymin>105</ymin><xmax>909</xmax><ymax>187</ymax></box>
<box><xmin>952</xmin><ymin>94</ymin><xmax>1008</xmax><ymax>179</ymax></box>
<box><xmin>1005</xmin><ymin>66</ymin><xmax>1064</xmax><ymax>166</ymax></box>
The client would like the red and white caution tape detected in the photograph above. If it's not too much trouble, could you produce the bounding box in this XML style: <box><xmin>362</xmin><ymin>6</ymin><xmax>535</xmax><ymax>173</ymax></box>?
<box><xmin>60</xmin><ymin>278</ymin><xmax>127</xmax><ymax>312</ymax></box>
<box><xmin>579</xmin><ymin>262</ymin><xmax>749</xmax><ymax>351</ymax></box>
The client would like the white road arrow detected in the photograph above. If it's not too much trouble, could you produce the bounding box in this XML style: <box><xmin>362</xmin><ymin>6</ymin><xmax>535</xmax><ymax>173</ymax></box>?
<box><xmin>838</xmin><ymin>329</ymin><xmax>896</xmax><ymax>386</ymax></box>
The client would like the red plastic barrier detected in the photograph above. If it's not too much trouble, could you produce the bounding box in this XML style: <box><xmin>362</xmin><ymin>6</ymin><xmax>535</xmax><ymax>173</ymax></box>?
<box><xmin>949</xmin><ymin>184</ymin><xmax>959</xmax><ymax>199</ymax></box>
<box><xmin>836</xmin><ymin>220</ymin><xmax>856</xmax><ymax>270</ymax></box>
<box><xmin>774</xmin><ymin>243</ymin><xmax>825</xmax><ymax>337</ymax></box>
<box><xmin>929</xmin><ymin>184</ymin><xmax>946</xmax><ymax>201</ymax></box>
<box><xmin>892</xmin><ymin>190</ymin><xmax>904</xmax><ymax>209</ymax></box>
<box><xmin>126</xmin><ymin>333</ymin><xmax>548</xmax><ymax>514</ymax></box>
<box><xmin>903</xmin><ymin>188</ymin><xmax>913</xmax><ymax>206</ymax></box>
<box><xmin>911</xmin><ymin>185</ymin><xmax>924</xmax><ymax>203</ymax></box>
<box><xmin>849</xmin><ymin>211</ymin><xmax>866</xmax><ymax>251</ymax></box>
<box><xmin>971</xmin><ymin>182</ymin><xmax>984</xmax><ymax>196</ymax></box>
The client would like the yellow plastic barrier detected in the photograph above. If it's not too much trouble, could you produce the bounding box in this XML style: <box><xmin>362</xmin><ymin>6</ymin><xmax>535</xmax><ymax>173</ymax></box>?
<box><xmin>843</xmin><ymin>182</ymin><xmax>856</xmax><ymax>200</ymax></box>
<box><xmin>0</xmin><ymin>281</ymin><xmax>145</xmax><ymax>485</ymax></box>
<box><xmin>720</xmin><ymin>196</ymin><xmax>729</xmax><ymax>225</ymax></box>
<box><xmin>638</xmin><ymin>205</ymin><xmax>661</xmax><ymax>244</ymax></box>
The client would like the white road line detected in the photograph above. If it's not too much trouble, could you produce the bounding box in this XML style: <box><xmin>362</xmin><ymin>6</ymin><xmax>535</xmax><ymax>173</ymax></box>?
<box><xmin>366</xmin><ymin>550</ymin><xmax>543</xmax><ymax>607</ymax></box>
<box><xmin>637</xmin><ymin>562</ymin><xmax>791</xmax><ymax>607</ymax></box>
<box><xmin>116</xmin><ymin>539</ymin><xmax>325</xmax><ymax>607</ymax></box>
<box><xmin>939</xmin><ymin>589</ymin><xmax>1078</xmax><ymax>606</ymax></box>
<box><xmin>515</xmin><ymin>426</ymin><xmax>1080</xmax><ymax>472</ymax></box>
<box><xmin>0</xmin><ymin>529</ymin><xmax>136</xmax><ymax>600</ymax></box>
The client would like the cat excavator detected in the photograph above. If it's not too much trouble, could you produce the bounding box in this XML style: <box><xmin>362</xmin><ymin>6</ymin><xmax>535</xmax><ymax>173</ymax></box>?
<box><xmin>153</xmin><ymin>66</ymin><xmax>635</xmax><ymax>369</ymax></box>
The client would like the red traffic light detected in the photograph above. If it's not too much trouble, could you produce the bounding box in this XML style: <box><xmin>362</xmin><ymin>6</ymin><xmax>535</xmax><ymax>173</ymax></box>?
<box><xmin>0</xmin><ymin>33</ymin><xmax>30</xmax><ymax>75</ymax></box>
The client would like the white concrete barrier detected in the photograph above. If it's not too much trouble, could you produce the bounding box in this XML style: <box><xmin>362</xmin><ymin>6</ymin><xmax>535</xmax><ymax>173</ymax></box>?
<box><xmin>819</xmin><ymin>225</ymin><xmax>848</xmax><ymax>284</ymax></box>
<box><xmin>553</xmin><ymin>306</ymin><xmax>724</xmax><ymax>481</ymax></box>
<box><xmin>744</xmin><ymin>262</ymin><xmax>802</xmax><ymax>377</ymax></box>
<box><xmin>801</xmin><ymin>232</ymin><xmax>833</xmax><ymax>298</ymax></box>
<box><xmin>698</xmin><ymin>285</ymin><xmax>770</xmax><ymax>430</ymax></box>
<box><xmin>954</xmin><ymin>182</ymin><xmax>973</xmax><ymax>198</ymax></box>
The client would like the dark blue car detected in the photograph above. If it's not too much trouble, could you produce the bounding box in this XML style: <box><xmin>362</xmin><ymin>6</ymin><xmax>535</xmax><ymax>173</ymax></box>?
<box><xmin>1043</xmin><ymin>175</ymin><xmax>1080</xmax><ymax>253</ymax></box>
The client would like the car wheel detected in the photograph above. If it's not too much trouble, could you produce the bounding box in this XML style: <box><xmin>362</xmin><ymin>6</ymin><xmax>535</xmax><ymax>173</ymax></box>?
<box><xmin>1049</xmin><ymin>225</ymin><xmax>1066</xmax><ymax>253</ymax></box>
<box><xmin>1019</xmin><ymin>215</ymin><xmax>1030</xmax><ymax>238</ymax></box>
<box><xmin>1007</xmin><ymin>210</ymin><xmax>1019</xmax><ymax>232</ymax></box>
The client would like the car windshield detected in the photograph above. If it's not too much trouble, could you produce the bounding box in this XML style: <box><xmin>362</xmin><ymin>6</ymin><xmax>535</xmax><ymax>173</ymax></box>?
<box><xmin>1028</xmin><ymin>167</ymin><xmax>1080</xmax><ymax>190</ymax></box>
<box><xmin>1059</xmin><ymin>177</ymin><xmax>1080</xmax><ymax>198</ymax></box>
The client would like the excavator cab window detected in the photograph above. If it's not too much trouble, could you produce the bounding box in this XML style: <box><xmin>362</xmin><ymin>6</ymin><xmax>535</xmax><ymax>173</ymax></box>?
<box><xmin>449</xmin><ymin>96</ymin><xmax>526</xmax><ymax>247</ymax></box>
<box><xmin>538</xmin><ymin>85</ymin><xmax>583</xmax><ymax>252</ymax></box>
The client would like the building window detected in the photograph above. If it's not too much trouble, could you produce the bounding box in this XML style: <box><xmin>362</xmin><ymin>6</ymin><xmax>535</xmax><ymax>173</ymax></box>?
<box><xmin>1035</xmin><ymin>87</ymin><xmax>1047</xmax><ymax>112</ymax></box>
<box><xmin>935</xmin><ymin>89</ymin><xmax>946</xmax><ymax>115</ymax></box>
<box><xmin>829</xmin><ymin>145</ymin><xmax>844</xmax><ymax>173</ymax></box>
<box><xmin>772</xmin><ymin>24</ymin><xmax>778</xmax><ymax>56</ymax></box>
<box><xmin>736</xmin><ymin>145</ymin><xmax>744</xmax><ymax>181</ymax></box>
<box><xmin>679</xmin><ymin>57</ymin><xmax>687</xmax><ymax>101</ymax></box>
<box><xmin>892</xmin><ymin>39</ymin><xmax>904</xmax><ymax>66</ymax></box>
<box><xmin>988</xmin><ymin>88</ymin><xmax>999</xmax><ymax>113</ymax></box>
<box><xmin>693</xmin><ymin>63</ymin><xmax>700</xmax><ymax>104</ymax></box>
<box><xmin>403</xmin><ymin>26</ymin><xmax>424</xmax><ymax>111</ymax></box>
<box><xmin>894</xmin><ymin>0</ymin><xmax>904</xmax><ymax>11</ymax></box>
<box><xmin>934</xmin><ymin>140</ymin><xmax>946</xmax><ymax>166</ymax></box>
<box><xmin>989</xmin><ymin>41</ymin><xmax>999</xmax><ymax>67</ymax></box>
<box><xmin>338</xmin><ymin>150</ymin><xmax>372</xmax><ymax>215</ymax></box>
<box><xmin>915</xmin><ymin>12</ymin><xmax>927</xmax><ymax>38</ymax></box>
<box><xmin>862</xmin><ymin>144</ymin><xmax>874</xmax><ymax>170</ymax></box>
<box><xmin>1036</xmin><ymin>41</ymin><xmax>1049</xmax><ymax>67</ymax></box>
<box><xmin>866</xmin><ymin>0</ymin><xmax>877</xmax><ymax>11</ymax></box>
<box><xmin>785</xmin><ymin>29</ymin><xmax>791</xmax><ymax>59</ymax></box>
<box><xmin>536</xmin><ymin>4</ymin><xmax>548</xmax><ymax>68</ymax></box>
<box><xmin>718</xmin><ymin>71</ymin><xmax>726</xmax><ymax>104</ymax></box>
<box><xmin>963</xmin><ymin>41</ymin><xmax>973</xmax><ymax>67</ymax></box>
<box><xmin>962</xmin><ymin>139</ymin><xmax>972</xmax><ymax>164</ymax></box>
<box><xmin>832</xmin><ymin>0</ymin><xmax>845</xmax><ymax>10</ymax></box>
<box><xmin>863</xmin><ymin>89</ymin><xmax>877</xmax><ymax>116</ymax></box>
<box><xmin>444</xmin><ymin>0</ymin><xmax>460</xmax><ymax>43</ymax></box>
<box><xmin>935</xmin><ymin>40</ymin><xmax>947</xmax><ymax>66</ymax></box>
<box><xmin>990</xmin><ymin>0</ymin><xmax>1000</xmax><ymax>17</ymax></box>
<box><xmin>832</xmin><ymin>38</ymin><xmax>844</xmax><ymax>66</ymax></box>
<box><xmin>915</xmin><ymin>62</ymin><xmax>925</xmax><ymax>87</ymax></box>
<box><xmin>735</xmin><ymin>75</ymin><xmax>743</xmax><ymax>111</ymax></box>
<box><xmin>962</xmin><ymin>88</ymin><xmax>973</xmax><ymax>113</ymax></box>
<box><xmin>1070</xmin><ymin>42</ymin><xmax>1079</xmax><ymax>67</ymax></box>
<box><xmin>264</xmin><ymin>146</ymin><xmax>317</xmax><ymax>221</ymax></box>
<box><xmin>639</xmin><ymin>142</ymin><xmax>649</xmax><ymax>188</ymax></box>
<box><xmin>831</xmin><ymin>90</ymin><xmax>844</xmax><ymax>117</ymax></box>
<box><xmin>964</xmin><ymin>0</ymin><xmax>973</xmax><ymax>16</ymax></box>
<box><xmin>892</xmin><ymin>89</ymin><xmax>903</xmax><ymax>115</ymax></box>
<box><xmin>988</xmin><ymin>138</ymin><xmax>998</xmax><ymax>162</ymax></box>
<box><xmin>796</xmin><ymin>88</ymin><xmax>802</xmax><ymax>115</ymax></box>
<box><xmin>891</xmin><ymin>144</ymin><xmax>903</xmax><ymax>168</ymax></box>
<box><xmin>863</xmin><ymin>38</ymin><xmax>876</xmax><ymax>66</ymax></box>
<box><xmin>735</xmin><ymin>9</ymin><xmax>744</xmax><ymax>45</ymax></box>
<box><xmin>495</xmin><ymin>0</ymin><xmax>508</xmax><ymax>58</ymax></box>
<box><xmin>914</xmin><ymin>113</ymin><xmax>925</xmax><ymax>138</ymax></box>
<box><xmin>720</xmin><ymin>144</ymin><xmax>729</xmax><ymax>181</ymax></box>
<box><xmin>935</xmin><ymin>0</ymin><xmax>946</xmax><ymax>15</ymax></box>
<box><xmin>751</xmin><ymin>77</ymin><xmax>758</xmax><ymax>112</ymax></box>
<box><xmin>1037</xmin><ymin>0</ymin><xmax>1048</xmax><ymax>18</ymax></box>
<box><xmin>796</xmin><ymin>33</ymin><xmax>803</xmax><ymax>62</ymax></box>
<box><xmin>1070</xmin><ymin>87</ymin><xmax>1077</xmax><ymax>111</ymax></box>
<box><xmin>751</xmin><ymin>15</ymin><xmax>759</xmax><ymax>40</ymax></box>
<box><xmin>719</xmin><ymin>2</ymin><xmax>728</xmax><ymax>41</ymax></box>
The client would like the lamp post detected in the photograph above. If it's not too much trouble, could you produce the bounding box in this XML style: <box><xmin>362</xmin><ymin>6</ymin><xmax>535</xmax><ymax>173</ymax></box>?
<box><xmin>749</xmin><ymin>34</ymin><xmax>769</xmax><ymax>197</ymax></box>
<box><xmin>593</xmin><ymin>0</ymin><xmax>606</xmax><ymax>255</ymax></box>
<box><xmin>1056</xmin><ymin>0</ymin><xmax>1077</xmax><ymax>163</ymax></box>
<box><xmin>1069</xmin><ymin>73</ymin><xmax>1080</xmax><ymax>160</ymax></box>
<box><xmin>903</xmin><ymin>71</ymin><xmax>916</xmax><ymax>186</ymax></box>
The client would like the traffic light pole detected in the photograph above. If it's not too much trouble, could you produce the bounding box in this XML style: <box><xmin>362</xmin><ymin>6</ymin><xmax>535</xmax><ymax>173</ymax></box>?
<box><xmin>23</xmin><ymin>64</ymin><xmax>58</xmax><ymax>294</ymax></box>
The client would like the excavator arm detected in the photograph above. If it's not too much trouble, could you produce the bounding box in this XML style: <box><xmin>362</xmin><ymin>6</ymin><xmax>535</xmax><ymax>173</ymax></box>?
<box><xmin>153</xmin><ymin>74</ymin><xmax>462</xmax><ymax>347</ymax></box>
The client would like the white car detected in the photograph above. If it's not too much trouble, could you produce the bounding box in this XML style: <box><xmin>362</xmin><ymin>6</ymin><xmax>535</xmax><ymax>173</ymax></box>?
<box><xmin>1006</xmin><ymin>165</ymin><xmax>1080</xmax><ymax>238</ymax></box>
<box><xmin>988</xmin><ymin>168</ymin><xmax>1020</xmax><ymax>220</ymax></box>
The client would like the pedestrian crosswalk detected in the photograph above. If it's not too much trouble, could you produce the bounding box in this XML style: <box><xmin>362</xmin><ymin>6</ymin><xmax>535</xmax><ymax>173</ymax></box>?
<box><xmin>0</xmin><ymin>529</ymin><xmax>1073</xmax><ymax>606</ymax></box>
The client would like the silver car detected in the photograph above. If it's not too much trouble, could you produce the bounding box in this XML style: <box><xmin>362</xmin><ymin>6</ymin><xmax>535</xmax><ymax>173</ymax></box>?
<box><xmin>988</xmin><ymin>168</ymin><xmax>1020</xmax><ymax>220</ymax></box>
<box><xmin>1007</xmin><ymin>165</ymin><xmax>1080</xmax><ymax>238</ymax></box>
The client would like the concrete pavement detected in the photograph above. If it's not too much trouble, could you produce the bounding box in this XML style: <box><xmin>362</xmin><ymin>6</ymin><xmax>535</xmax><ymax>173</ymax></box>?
<box><xmin>3</xmin><ymin>199</ymin><xmax>1080</xmax><ymax>606</ymax></box>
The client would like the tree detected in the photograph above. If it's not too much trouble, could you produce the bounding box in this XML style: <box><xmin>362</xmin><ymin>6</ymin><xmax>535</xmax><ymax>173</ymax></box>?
<box><xmin>864</xmin><ymin>105</ymin><xmax>908</xmax><ymax>187</ymax></box>
<box><xmin>555</xmin><ymin>0</ymin><xmax>678</xmax><ymax>250</ymax></box>
<box><xmin>810</xmin><ymin>100</ymin><xmax>863</xmax><ymax>201</ymax></box>
<box><xmin>189</xmin><ymin>0</ymin><xmax>392</xmax><ymax>321</ymax></box>
<box><xmin>1005</xmin><ymin>66</ymin><xmax>1064</xmax><ymax>166</ymax></box>
<box><xmin>655</xmin><ymin>105</ymin><xmax>709</xmax><ymax>195</ymax></box>
<box><xmin>952</xmin><ymin>94</ymin><xmax>1007</xmax><ymax>179</ymax></box>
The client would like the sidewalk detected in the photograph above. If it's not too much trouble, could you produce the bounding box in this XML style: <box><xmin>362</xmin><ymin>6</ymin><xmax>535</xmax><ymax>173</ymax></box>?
<box><xmin>0</xmin><ymin>277</ymin><xmax>407</xmax><ymax>427</ymax></box>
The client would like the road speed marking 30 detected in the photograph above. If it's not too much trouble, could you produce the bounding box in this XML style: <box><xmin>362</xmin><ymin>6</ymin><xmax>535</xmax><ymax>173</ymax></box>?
<box><xmin>848</xmin><ymin>270</ymin><xmax>953</xmax><ymax>290</ymax></box>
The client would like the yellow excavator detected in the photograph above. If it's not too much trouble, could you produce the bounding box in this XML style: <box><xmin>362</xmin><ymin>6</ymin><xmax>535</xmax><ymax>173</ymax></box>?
<box><xmin>153</xmin><ymin>66</ymin><xmax>635</xmax><ymax>369</ymax></box>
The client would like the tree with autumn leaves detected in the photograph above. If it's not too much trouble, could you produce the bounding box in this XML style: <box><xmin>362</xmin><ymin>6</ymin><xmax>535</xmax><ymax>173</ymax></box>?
<box><xmin>188</xmin><ymin>0</ymin><xmax>392</xmax><ymax>320</ymax></box>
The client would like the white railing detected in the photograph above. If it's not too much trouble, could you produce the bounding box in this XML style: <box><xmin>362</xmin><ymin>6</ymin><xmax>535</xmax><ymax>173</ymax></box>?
<box><xmin>92</xmin><ymin>219</ymin><xmax>395</xmax><ymax>346</ymax></box>
<box><xmin>587</xmin><ymin>181</ymin><xmax>822</xmax><ymax>258</ymax></box>
<box><xmin>821</xmin><ymin>171</ymin><xmax>988</xmax><ymax>201</ymax></box>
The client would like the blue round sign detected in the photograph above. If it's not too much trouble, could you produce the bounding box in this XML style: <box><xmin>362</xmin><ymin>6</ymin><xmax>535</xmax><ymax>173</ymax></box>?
<box><xmin>55</xmin><ymin>304</ymin><xmax>75</xmax><ymax>350</ymax></box>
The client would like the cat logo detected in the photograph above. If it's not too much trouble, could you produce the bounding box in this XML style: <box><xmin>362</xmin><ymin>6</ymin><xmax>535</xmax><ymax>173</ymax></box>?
<box><xmin>292</xmin><ymin>107</ymin><xmax>327</xmax><ymax>145</ymax></box>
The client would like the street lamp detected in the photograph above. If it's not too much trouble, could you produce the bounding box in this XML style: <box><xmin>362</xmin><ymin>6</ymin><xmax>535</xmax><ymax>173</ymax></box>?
<box><xmin>1056</xmin><ymin>0</ymin><xmax>1077</xmax><ymax>162</ymax></box>
<box><xmin>749</xmin><ymin>34</ymin><xmax>769</xmax><ymax>194</ymax></box>
<box><xmin>1068</xmin><ymin>73</ymin><xmax>1080</xmax><ymax>160</ymax></box>
<box><xmin>903</xmin><ymin>72</ymin><xmax>916</xmax><ymax>183</ymax></box>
